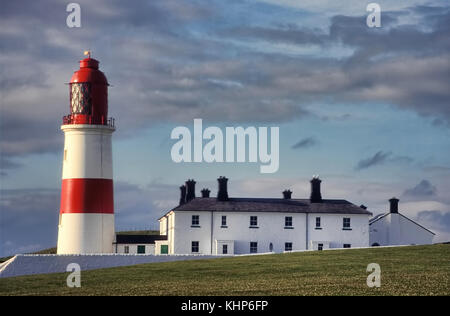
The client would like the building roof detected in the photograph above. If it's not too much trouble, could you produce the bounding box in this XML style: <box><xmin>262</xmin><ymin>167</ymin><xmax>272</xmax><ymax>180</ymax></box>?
<box><xmin>115</xmin><ymin>234</ymin><xmax>167</xmax><ymax>244</ymax></box>
<box><xmin>159</xmin><ymin>197</ymin><xmax>372</xmax><ymax>219</ymax></box>
<box><xmin>369</xmin><ymin>212</ymin><xmax>435</xmax><ymax>235</ymax></box>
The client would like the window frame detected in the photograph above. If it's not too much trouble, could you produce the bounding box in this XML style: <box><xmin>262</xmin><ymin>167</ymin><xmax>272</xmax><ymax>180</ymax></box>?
<box><xmin>137</xmin><ymin>245</ymin><xmax>145</xmax><ymax>254</ymax></box>
<box><xmin>191</xmin><ymin>215</ymin><xmax>200</xmax><ymax>227</ymax></box>
<box><xmin>191</xmin><ymin>241</ymin><xmax>199</xmax><ymax>253</ymax></box>
<box><xmin>285</xmin><ymin>242</ymin><xmax>293</xmax><ymax>252</ymax></box>
<box><xmin>343</xmin><ymin>217</ymin><xmax>351</xmax><ymax>230</ymax></box>
<box><xmin>221</xmin><ymin>215</ymin><xmax>227</xmax><ymax>228</ymax></box>
<box><xmin>250</xmin><ymin>216</ymin><xmax>258</xmax><ymax>228</ymax></box>
<box><xmin>284</xmin><ymin>216</ymin><xmax>293</xmax><ymax>228</ymax></box>
<box><xmin>315</xmin><ymin>217</ymin><xmax>321</xmax><ymax>229</ymax></box>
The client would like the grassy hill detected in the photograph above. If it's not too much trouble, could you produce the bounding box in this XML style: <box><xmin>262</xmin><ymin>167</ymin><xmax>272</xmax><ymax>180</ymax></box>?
<box><xmin>0</xmin><ymin>244</ymin><xmax>449</xmax><ymax>296</ymax></box>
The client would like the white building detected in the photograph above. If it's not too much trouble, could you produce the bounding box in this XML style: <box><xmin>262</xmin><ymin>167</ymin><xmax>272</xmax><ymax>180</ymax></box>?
<box><xmin>157</xmin><ymin>177</ymin><xmax>372</xmax><ymax>255</ymax></box>
<box><xmin>114</xmin><ymin>234</ymin><xmax>167</xmax><ymax>255</ymax></box>
<box><xmin>369</xmin><ymin>198</ymin><xmax>435</xmax><ymax>246</ymax></box>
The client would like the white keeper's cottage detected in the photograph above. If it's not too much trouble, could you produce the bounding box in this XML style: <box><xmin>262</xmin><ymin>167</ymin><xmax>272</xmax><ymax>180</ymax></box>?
<box><xmin>155</xmin><ymin>177</ymin><xmax>373</xmax><ymax>255</ymax></box>
<box><xmin>369</xmin><ymin>198</ymin><xmax>435</xmax><ymax>246</ymax></box>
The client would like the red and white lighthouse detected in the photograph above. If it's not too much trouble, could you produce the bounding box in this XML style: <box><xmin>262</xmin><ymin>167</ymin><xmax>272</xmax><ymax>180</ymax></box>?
<box><xmin>57</xmin><ymin>54</ymin><xmax>115</xmax><ymax>254</ymax></box>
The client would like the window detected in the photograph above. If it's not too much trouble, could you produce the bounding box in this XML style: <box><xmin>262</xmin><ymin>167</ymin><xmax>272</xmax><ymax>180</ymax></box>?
<box><xmin>315</xmin><ymin>217</ymin><xmax>321</xmax><ymax>229</ymax></box>
<box><xmin>250</xmin><ymin>216</ymin><xmax>258</xmax><ymax>227</ymax></box>
<box><xmin>192</xmin><ymin>215</ymin><xmax>200</xmax><ymax>226</ymax></box>
<box><xmin>250</xmin><ymin>242</ymin><xmax>258</xmax><ymax>253</ymax></box>
<box><xmin>285</xmin><ymin>216</ymin><xmax>293</xmax><ymax>228</ymax></box>
<box><xmin>137</xmin><ymin>245</ymin><xmax>145</xmax><ymax>254</ymax></box>
<box><xmin>343</xmin><ymin>244</ymin><xmax>351</xmax><ymax>248</ymax></box>
<box><xmin>124</xmin><ymin>245</ymin><xmax>129</xmax><ymax>254</ymax></box>
<box><xmin>318</xmin><ymin>243</ymin><xmax>323</xmax><ymax>251</ymax></box>
<box><xmin>192</xmin><ymin>241</ymin><xmax>199</xmax><ymax>253</ymax></box>
<box><xmin>70</xmin><ymin>83</ymin><xmax>92</xmax><ymax>114</ymax></box>
<box><xmin>285</xmin><ymin>242</ymin><xmax>293</xmax><ymax>251</ymax></box>
<box><xmin>221</xmin><ymin>216</ymin><xmax>227</xmax><ymax>227</ymax></box>
<box><xmin>343</xmin><ymin>217</ymin><xmax>351</xmax><ymax>229</ymax></box>
<box><xmin>222</xmin><ymin>244</ymin><xmax>228</xmax><ymax>254</ymax></box>
<box><xmin>64</xmin><ymin>149</ymin><xmax>67</xmax><ymax>161</ymax></box>
<box><xmin>160</xmin><ymin>245</ymin><xmax>168</xmax><ymax>254</ymax></box>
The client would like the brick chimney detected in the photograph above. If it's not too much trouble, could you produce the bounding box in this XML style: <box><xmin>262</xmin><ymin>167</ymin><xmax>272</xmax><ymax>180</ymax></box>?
<box><xmin>201</xmin><ymin>188</ymin><xmax>210</xmax><ymax>198</ymax></box>
<box><xmin>179</xmin><ymin>185</ymin><xmax>186</xmax><ymax>205</ymax></box>
<box><xmin>282</xmin><ymin>189</ymin><xmax>292</xmax><ymax>199</ymax></box>
<box><xmin>217</xmin><ymin>176</ymin><xmax>229</xmax><ymax>201</ymax></box>
<box><xmin>310</xmin><ymin>176</ymin><xmax>322</xmax><ymax>203</ymax></box>
<box><xmin>389</xmin><ymin>197</ymin><xmax>399</xmax><ymax>213</ymax></box>
<box><xmin>185</xmin><ymin>179</ymin><xmax>196</xmax><ymax>202</ymax></box>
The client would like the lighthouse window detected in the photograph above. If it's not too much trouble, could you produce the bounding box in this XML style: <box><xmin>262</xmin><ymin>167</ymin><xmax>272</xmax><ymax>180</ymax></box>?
<box><xmin>70</xmin><ymin>83</ymin><xmax>91</xmax><ymax>114</ymax></box>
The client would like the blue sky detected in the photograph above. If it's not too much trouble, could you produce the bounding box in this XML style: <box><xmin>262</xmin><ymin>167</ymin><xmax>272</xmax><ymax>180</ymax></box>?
<box><xmin>1</xmin><ymin>0</ymin><xmax>450</xmax><ymax>257</ymax></box>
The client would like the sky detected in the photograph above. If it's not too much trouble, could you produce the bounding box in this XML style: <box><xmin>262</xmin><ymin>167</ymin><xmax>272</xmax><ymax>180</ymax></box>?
<box><xmin>1</xmin><ymin>0</ymin><xmax>449</xmax><ymax>257</ymax></box>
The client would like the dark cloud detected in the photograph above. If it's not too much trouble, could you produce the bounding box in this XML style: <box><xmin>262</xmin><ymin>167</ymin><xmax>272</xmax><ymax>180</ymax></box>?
<box><xmin>355</xmin><ymin>151</ymin><xmax>415</xmax><ymax>171</ymax></box>
<box><xmin>1</xmin><ymin>1</ymin><xmax>449</xmax><ymax>162</ymax></box>
<box><xmin>355</xmin><ymin>151</ymin><xmax>392</xmax><ymax>170</ymax></box>
<box><xmin>292</xmin><ymin>137</ymin><xmax>318</xmax><ymax>149</ymax></box>
<box><xmin>403</xmin><ymin>179</ymin><xmax>437</xmax><ymax>197</ymax></box>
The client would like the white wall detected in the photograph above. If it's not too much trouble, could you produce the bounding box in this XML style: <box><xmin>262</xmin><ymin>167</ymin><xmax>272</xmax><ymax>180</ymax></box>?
<box><xmin>115</xmin><ymin>243</ymin><xmax>155</xmax><ymax>255</ymax></box>
<box><xmin>370</xmin><ymin>213</ymin><xmax>434</xmax><ymax>246</ymax></box>
<box><xmin>58</xmin><ymin>213</ymin><xmax>114</xmax><ymax>254</ymax></box>
<box><xmin>166</xmin><ymin>211</ymin><xmax>370</xmax><ymax>254</ymax></box>
<box><xmin>61</xmin><ymin>124</ymin><xmax>114</xmax><ymax>179</ymax></box>
<box><xmin>308</xmin><ymin>214</ymin><xmax>370</xmax><ymax>249</ymax></box>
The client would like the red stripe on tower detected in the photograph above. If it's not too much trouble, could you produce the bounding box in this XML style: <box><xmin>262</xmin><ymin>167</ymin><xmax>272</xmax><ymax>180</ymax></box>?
<box><xmin>60</xmin><ymin>179</ymin><xmax>114</xmax><ymax>214</ymax></box>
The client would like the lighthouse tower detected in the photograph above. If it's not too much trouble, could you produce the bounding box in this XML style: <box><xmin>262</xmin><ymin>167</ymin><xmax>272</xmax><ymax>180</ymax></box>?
<box><xmin>57</xmin><ymin>54</ymin><xmax>115</xmax><ymax>254</ymax></box>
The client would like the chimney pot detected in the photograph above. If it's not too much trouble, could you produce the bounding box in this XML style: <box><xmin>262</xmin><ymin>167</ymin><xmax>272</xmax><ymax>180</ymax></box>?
<box><xmin>185</xmin><ymin>179</ymin><xmax>196</xmax><ymax>202</ymax></box>
<box><xmin>217</xmin><ymin>176</ymin><xmax>229</xmax><ymax>201</ymax></box>
<box><xmin>282</xmin><ymin>189</ymin><xmax>292</xmax><ymax>199</ymax></box>
<box><xmin>201</xmin><ymin>188</ymin><xmax>210</xmax><ymax>198</ymax></box>
<box><xmin>310</xmin><ymin>177</ymin><xmax>322</xmax><ymax>203</ymax></box>
<box><xmin>389</xmin><ymin>197</ymin><xmax>399</xmax><ymax>213</ymax></box>
<box><xmin>179</xmin><ymin>185</ymin><xmax>186</xmax><ymax>205</ymax></box>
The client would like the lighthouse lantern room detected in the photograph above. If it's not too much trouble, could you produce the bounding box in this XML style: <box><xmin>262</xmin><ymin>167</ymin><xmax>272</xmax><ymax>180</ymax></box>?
<box><xmin>57</xmin><ymin>54</ymin><xmax>115</xmax><ymax>254</ymax></box>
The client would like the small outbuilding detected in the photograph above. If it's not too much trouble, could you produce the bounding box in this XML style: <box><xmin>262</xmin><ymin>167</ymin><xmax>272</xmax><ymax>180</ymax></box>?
<box><xmin>369</xmin><ymin>198</ymin><xmax>435</xmax><ymax>246</ymax></box>
<box><xmin>114</xmin><ymin>234</ymin><xmax>167</xmax><ymax>255</ymax></box>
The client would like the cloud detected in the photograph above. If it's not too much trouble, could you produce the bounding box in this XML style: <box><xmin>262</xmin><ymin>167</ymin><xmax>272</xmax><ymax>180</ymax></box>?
<box><xmin>355</xmin><ymin>151</ymin><xmax>415</xmax><ymax>171</ymax></box>
<box><xmin>415</xmin><ymin>210</ymin><xmax>450</xmax><ymax>242</ymax></box>
<box><xmin>0</xmin><ymin>188</ymin><xmax>60</xmax><ymax>257</ymax></box>
<box><xmin>355</xmin><ymin>151</ymin><xmax>392</xmax><ymax>170</ymax></box>
<box><xmin>292</xmin><ymin>137</ymin><xmax>318</xmax><ymax>149</ymax></box>
<box><xmin>403</xmin><ymin>179</ymin><xmax>437</xmax><ymax>197</ymax></box>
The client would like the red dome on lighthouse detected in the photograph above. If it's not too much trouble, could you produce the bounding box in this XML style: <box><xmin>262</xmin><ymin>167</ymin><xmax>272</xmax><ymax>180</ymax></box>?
<box><xmin>64</xmin><ymin>55</ymin><xmax>113</xmax><ymax>126</ymax></box>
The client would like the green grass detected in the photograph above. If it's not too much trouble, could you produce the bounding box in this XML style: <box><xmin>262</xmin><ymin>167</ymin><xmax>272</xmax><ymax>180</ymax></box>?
<box><xmin>0</xmin><ymin>244</ymin><xmax>449</xmax><ymax>296</ymax></box>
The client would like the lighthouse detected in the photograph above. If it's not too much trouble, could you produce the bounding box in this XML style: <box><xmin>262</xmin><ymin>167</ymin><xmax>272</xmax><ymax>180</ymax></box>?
<box><xmin>57</xmin><ymin>54</ymin><xmax>115</xmax><ymax>254</ymax></box>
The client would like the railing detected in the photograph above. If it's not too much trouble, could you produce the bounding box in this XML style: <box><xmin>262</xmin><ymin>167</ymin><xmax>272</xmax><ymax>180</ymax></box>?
<box><xmin>62</xmin><ymin>115</ymin><xmax>115</xmax><ymax>128</ymax></box>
